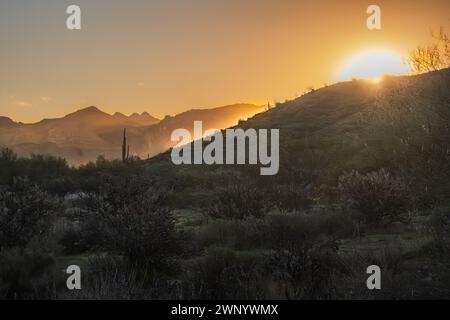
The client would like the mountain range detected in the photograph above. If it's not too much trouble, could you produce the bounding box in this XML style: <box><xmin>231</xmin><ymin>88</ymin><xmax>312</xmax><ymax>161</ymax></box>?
<box><xmin>0</xmin><ymin>104</ymin><xmax>264</xmax><ymax>165</ymax></box>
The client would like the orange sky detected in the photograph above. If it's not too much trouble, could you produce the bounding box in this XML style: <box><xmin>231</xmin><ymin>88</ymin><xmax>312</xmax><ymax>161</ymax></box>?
<box><xmin>1</xmin><ymin>0</ymin><xmax>449</xmax><ymax>123</ymax></box>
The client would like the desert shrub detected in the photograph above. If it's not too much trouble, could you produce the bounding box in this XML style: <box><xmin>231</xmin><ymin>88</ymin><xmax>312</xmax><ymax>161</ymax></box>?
<box><xmin>99</xmin><ymin>174</ymin><xmax>174</xmax><ymax>212</ymax></box>
<box><xmin>192</xmin><ymin>210</ymin><xmax>354</xmax><ymax>299</ymax></box>
<box><xmin>206</xmin><ymin>179</ymin><xmax>267</xmax><ymax>220</ymax></box>
<box><xmin>8</xmin><ymin>154</ymin><xmax>71</xmax><ymax>186</ymax></box>
<box><xmin>197</xmin><ymin>209</ymin><xmax>356</xmax><ymax>252</ymax></box>
<box><xmin>70</xmin><ymin>186</ymin><xmax>179</xmax><ymax>264</ymax></box>
<box><xmin>67</xmin><ymin>255</ymin><xmax>196</xmax><ymax>300</ymax></box>
<box><xmin>0</xmin><ymin>147</ymin><xmax>17</xmax><ymax>162</ymax></box>
<box><xmin>72</xmin><ymin>195</ymin><xmax>179</xmax><ymax>267</ymax></box>
<box><xmin>24</xmin><ymin>154</ymin><xmax>69</xmax><ymax>178</ymax></box>
<box><xmin>64</xmin><ymin>191</ymin><xmax>102</xmax><ymax>211</ymax></box>
<box><xmin>0</xmin><ymin>149</ymin><xmax>69</xmax><ymax>186</ymax></box>
<box><xmin>76</xmin><ymin>156</ymin><xmax>143</xmax><ymax>179</ymax></box>
<box><xmin>338</xmin><ymin>169</ymin><xmax>410</xmax><ymax>226</ymax></box>
<box><xmin>64</xmin><ymin>193</ymin><xmax>109</xmax><ymax>251</ymax></box>
<box><xmin>101</xmin><ymin>208</ymin><xmax>179</xmax><ymax>267</ymax></box>
<box><xmin>44</xmin><ymin>176</ymin><xmax>81</xmax><ymax>196</ymax></box>
<box><xmin>427</xmin><ymin>206</ymin><xmax>450</xmax><ymax>252</ymax></box>
<box><xmin>264</xmin><ymin>242</ymin><xmax>343</xmax><ymax>299</ymax></box>
<box><xmin>271</xmin><ymin>183</ymin><xmax>314</xmax><ymax>212</ymax></box>
<box><xmin>55</xmin><ymin>221</ymin><xmax>90</xmax><ymax>255</ymax></box>
<box><xmin>63</xmin><ymin>255</ymin><xmax>161</xmax><ymax>300</ymax></box>
<box><xmin>0</xmin><ymin>178</ymin><xmax>57</xmax><ymax>250</ymax></box>
<box><xmin>265</xmin><ymin>209</ymin><xmax>356</xmax><ymax>248</ymax></box>
<box><xmin>0</xmin><ymin>248</ymin><xmax>57</xmax><ymax>300</ymax></box>
<box><xmin>181</xmin><ymin>247</ymin><xmax>265</xmax><ymax>299</ymax></box>
<box><xmin>261</xmin><ymin>210</ymin><xmax>352</xmax><ymax>299</ymax></box>
<box><xmin>67</xmin><ymin>175</ymin><xmax>178</xmax><ymax>259</ymax></box>
<box><xmin>195</xmin><ymin>217</ymin><xmax>266</xmax><ymax>251</ymax></box>
<box><xmin>0</xmin><ymin>148</ymin><xmax>19</xmax><ymax>185</ymax></box>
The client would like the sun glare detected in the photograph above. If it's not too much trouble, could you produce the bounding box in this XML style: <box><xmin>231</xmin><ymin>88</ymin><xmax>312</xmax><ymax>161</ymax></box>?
<box><xmin>337</xmin><ymin>50</ymin><xmax>409</xmax><ymax>81</ymax></box>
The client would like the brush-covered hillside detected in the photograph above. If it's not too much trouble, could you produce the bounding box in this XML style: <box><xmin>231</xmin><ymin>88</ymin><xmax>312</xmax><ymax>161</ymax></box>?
<box><xmin>149</xmin><ymin>68</ymin><xmax>450</xmax><ymax>203</ymax></box>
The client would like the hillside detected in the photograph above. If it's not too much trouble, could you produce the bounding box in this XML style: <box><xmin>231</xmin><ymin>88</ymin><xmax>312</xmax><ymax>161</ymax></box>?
<box><xmin>240</xmin><ymin>69</ymin><xmax>450</xmax><ymax>188</ymax></box>
<box><xmin>142</xmin><ymin>104</ymin><xmax>266</xmax><ymax>158</ymax></box>
<box><xmin>147</xmin><ymin>68</ymin><xmax>450</xmax><ymax>201</ymax></box>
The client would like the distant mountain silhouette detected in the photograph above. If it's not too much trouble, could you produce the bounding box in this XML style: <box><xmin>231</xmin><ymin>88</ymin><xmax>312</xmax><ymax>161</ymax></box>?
<box><xmin>141</xmin><ymin>104</ymin><xmax>266</xmax><ymax>157</ymax></box>
<box><xmin>0</xmin><ymin>116</ymin><xmax>17</xmax><ymax>128</ymax></box>
<box><xmin>0</xmin><ymin>104</ymin><xmax>264</xmax><ymax>164</ymax></box>
<box><xmin>129</xmin><ymin>112</ymin><xmax>160</xmax><ymax>125</ymax></box>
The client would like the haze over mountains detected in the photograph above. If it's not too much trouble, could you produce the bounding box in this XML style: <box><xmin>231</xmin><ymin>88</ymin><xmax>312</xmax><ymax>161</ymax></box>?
<box><xmin>0</xmin><ymin>104</ymin><xmax>264</xmax><ymax>165</ymax></box>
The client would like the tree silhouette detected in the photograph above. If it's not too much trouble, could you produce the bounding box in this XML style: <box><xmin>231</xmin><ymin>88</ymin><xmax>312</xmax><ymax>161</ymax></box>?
<box><xmin>409</xmin><ymin>27</ymin><xmax>450</xmax><ymax>73</ymax></box>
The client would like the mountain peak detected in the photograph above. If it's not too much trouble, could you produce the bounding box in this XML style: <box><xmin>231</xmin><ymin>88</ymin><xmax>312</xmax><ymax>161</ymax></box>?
<box><xmin>65</xmin><ymin>106</ymin><xmax>111</xmax><ymax>119</ymax></box>
<box><xmin>113</xmin><ymin>112</ymin><xmax>127</xmax><ymax>118</ymax></box>
<box><xmin>129</xmin><ymin>111</ymin><xmax>159</xmax><ymax>125</ymax></box>
<box><xmin>77</xmin><ymin>106</ymin><xmax>102</xmax><ymax>113</ymax></box>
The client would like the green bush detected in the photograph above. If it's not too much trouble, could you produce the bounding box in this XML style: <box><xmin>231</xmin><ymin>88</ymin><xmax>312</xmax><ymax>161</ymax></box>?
<box><xmin>63</xmin><ymin>255</ymin><xmax>158</xmax><ymax>300</ymax></box>
<box><xmin>0</xmin><ymin>248</ymin><xmax>57</xmax><ymax>300</ymax></box>
<box><xmin>428</xmin><ymin>206</ymin><xmax>450</xmax><ymax>252</ymax></box>
<box><xmin>0</xmin><ymin>148</ymin><xmax>19</xmax><ymax>184</ymax></box>
<box><xmin>197</xmin><ymin>209</ymin><xmax>356</xmax><ymax>252</ymax></box>
<box><xmin>67</xmin><ymin>177</ymin><xmax>179</xmax><ymax>263</ymax></box>
<box><xmin>99</xmin><ymin>174</ymin><xmax>174</xmax><ymax>212</ymax></box>
<box><xmin>72</xmin><ymin>195</ymin><xmax>179</xmax><ymax>267</ymax></box>
<box><xmin>264</xmin><ymin>242</ymin><xmax>342</xmax><ymax>299</ymax></box>
<box><xmin>101</xmin><ymin>208</ymin><xmax>179</xmax><ymax>267</ymax></box>
<box><xmin>269</xmin><ymin>183</ymin><xmax>313</xmax><ymax>213</ymax></box>
<box><xmin>261</xmin><ymin>210</ymin><xmax>352</xmax><ymax>299</ymax></box>
<box><xmin>0</xmin><ymin>178</ymin><xmax>57</xmax><ymax>250</ymax></box>
<box><xmin>206</xmin><ymin>180</ymin><xmax>267</xmax><ymax>220</ymax></box>
<box><xmin>182</xmin><ymin>247</ymin><xmax>265</xmax><ymax>299</ymax></box>
<box><xmin>56</xmin><ymin>221</ymin><xmax>90</xmax><ymax>255</ymax></box>
<box><xmin>266</xmin><ymin>209</ymin><xmax>356</xmax><ymax>248</ymax></box>
<box><xmin>195</xmin><ymin>217</ymin><xmax>266</xmax><ymax>251</ymax></box>
<box><xmin>338</xmin><ymin>169</ymin><xmax>410</xmax><ymax>226</ymax></box>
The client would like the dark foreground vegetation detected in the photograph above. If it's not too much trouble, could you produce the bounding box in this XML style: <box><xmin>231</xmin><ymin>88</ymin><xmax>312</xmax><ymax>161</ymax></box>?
<box><xmin>0</xmin><ymin>69</ymin><xmax>449</xmax><ymax>299</ymax></box>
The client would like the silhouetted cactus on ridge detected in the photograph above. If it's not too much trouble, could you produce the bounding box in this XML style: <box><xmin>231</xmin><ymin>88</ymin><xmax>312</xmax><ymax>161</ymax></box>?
<box><xmin>122</xmin><ymin>128</ymin><xmax>130</xmax><ymax>163</ymax></box>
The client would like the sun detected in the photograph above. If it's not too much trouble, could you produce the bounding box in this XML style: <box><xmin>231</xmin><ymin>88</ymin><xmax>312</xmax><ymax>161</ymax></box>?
<box><xmin>337</xmin><ymin>50</ymin><xmax>409</xmax><ymax>82</ymax></box>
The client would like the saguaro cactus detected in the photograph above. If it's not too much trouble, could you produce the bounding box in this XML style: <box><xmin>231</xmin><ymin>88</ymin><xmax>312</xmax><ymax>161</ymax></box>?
<box><xmin>122</xmin><ymin>128</ymin><xmax>129</xmax><ymax>162</ymax></box>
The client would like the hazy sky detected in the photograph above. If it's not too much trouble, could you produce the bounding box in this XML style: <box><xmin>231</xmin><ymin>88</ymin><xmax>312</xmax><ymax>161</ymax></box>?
<box><xmin>1</xmin><ymin>0</ymin><xmax>449</xmax><ymax>122</ymax></box>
